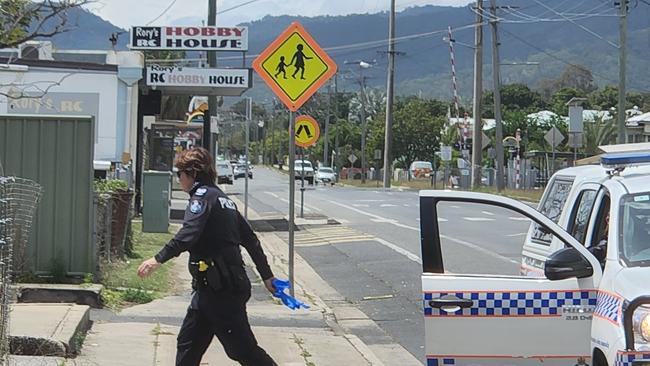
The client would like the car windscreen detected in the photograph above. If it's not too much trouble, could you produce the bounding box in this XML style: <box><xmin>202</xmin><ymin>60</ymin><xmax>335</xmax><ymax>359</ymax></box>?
<box><xmin>620</xmin><ymin>192</ymin><xmax>650</xmax><ymax>266</ymax></box>
<box><xmin>412</xmin><ymin>162</ymin><xmax>432</xmax><ymax>169</ymax></box>
<box><xmin>295</xmin><ymin>162</ymin><xmax>312</xmax><ymax>168</ymax></box>
<box><xmin>319</xmin><ymin>168</ymin><xmax>333</xmax><ymax>173</ymax></box>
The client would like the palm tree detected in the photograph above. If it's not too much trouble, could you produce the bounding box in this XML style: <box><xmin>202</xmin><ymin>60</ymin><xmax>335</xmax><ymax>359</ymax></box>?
<box><xmin>583</xmin><ymin>116</ymin><xmax>617</xmax><ymax>156</ymax></box>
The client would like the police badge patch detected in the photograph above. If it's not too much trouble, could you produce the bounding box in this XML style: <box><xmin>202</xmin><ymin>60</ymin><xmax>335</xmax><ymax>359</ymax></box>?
<box><xmin>195</xmin><ymin>187</ymin><xmax>207</xmax><ymax>196</ymax></box>
<box><xmin>190</xmin><ymin>200</ymin><xmax>203</xmax><ymax>214</ymax></box>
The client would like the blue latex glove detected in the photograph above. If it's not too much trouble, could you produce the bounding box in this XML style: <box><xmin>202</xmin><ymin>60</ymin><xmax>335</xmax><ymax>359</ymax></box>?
<box><xmin>272</xmin><ymin>278</ymin><xmax>310</xmax><ymax>310</ymax></box>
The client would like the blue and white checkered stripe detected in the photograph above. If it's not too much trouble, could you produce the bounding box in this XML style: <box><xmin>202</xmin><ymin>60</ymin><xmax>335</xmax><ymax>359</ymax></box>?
<box><xmin>427</xmin><ymin>358</ymin><xmax>455</xmax><ymax>366</ymax></box>
<box><xmin>615</xmin><ymin>352</ymin><xmax>650</xmax><ymax>366</ymax></box>
<box><xmin>423</xmin><ymin>290</ymin><xmax>598</xmax><ymax>317</ymax></box>
<box><xmin>594</xmin><ymin>291</ymin><xmax>622</xmax><ymax>325</ymax></box>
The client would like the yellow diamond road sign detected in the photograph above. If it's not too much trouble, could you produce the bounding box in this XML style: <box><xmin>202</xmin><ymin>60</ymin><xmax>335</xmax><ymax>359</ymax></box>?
<box><xmin>253</xmin><ymin>22</ymin><xmax>337</xmax><ymax>112</ymax></box>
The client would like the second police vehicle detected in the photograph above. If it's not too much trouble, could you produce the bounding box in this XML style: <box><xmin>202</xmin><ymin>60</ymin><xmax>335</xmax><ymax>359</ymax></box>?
<box><xmin>419</xmin><ymin>143</ymin><xmax>650</xmax><ymax>366</ymax></box>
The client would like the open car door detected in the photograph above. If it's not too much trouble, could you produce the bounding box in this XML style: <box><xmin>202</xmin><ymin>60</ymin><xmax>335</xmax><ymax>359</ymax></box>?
<box><xmin>419</xmin><ymin>191</ymin><xmax>603</xmax><ymax>366</ymax></box>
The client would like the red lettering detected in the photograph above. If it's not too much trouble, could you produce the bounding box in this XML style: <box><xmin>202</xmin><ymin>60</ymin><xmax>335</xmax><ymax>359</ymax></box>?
<box><xmin>217</xmin><ymin>28</ymin><xmax>231</xmax><ymax>37</ymax></box>
<box><xmin>184</xmin><ymin>27</ymin><xmax>199</xmax><ymax>36</ymax></box>
<box><xmin>231</xmin><ymin>28</ymin><xmax>244</xmax><ymax>37</ymax></box>
<box><xmin>166</xmin><ymin>27</ymin><xmax>184</xmax><ymax>36</ymax></box>
<box><xmin>202</xmin><ymin>27</ymin><xmax>215</xmax><ymax>36</ymax></box>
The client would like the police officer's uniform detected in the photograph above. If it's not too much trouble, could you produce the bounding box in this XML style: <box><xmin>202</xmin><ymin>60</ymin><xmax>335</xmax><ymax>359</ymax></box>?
<box><xmin>154</xmin><ymin>182</ymin><xmax>277</xmax><ymax>366</ymax></box>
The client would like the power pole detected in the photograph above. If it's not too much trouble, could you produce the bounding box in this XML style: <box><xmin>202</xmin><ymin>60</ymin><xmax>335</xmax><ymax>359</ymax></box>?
<box><xmin>323</xmin><ymin>80</ymin><xmax>332</xmax><ymax>166</ymax></box>
<box><xmin>617</xmin><ymin>0</ymin><xmax>628</xmax><ymax>144</ymax></box>
<box><xmin>360</xmin><ymin>68</ymin><xmax>368</xmax><ymax>184</ymax></box>
<box><xmin>333</xmin><ymin>74</ymin><xmax>340</xmax><ymax>172</ymax></box>
<box><xmin>383</xmin><ymin>0</ymin><xmax>396</xmax><ymax>189</ymax></box>
<box><xmin>489</xmin><ymin>0</ymin><xmax>505</xmax><ymax>191</ymax></box>
<box><xmin>204</xmin><ymin>0</ymin><xmax>217</xmax><ymax>152</ymax></box>
<box><xmin>471</xmin><ymin>0</ymin><xmax>484</xmax><ymax>189</ymax></box>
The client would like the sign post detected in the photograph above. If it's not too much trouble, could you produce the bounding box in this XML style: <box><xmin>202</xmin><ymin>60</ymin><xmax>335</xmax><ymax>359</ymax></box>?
<box><xmin>253</xmin><ymin>22</ymin><xmax>336</xmax><ymax>296</ymax></box>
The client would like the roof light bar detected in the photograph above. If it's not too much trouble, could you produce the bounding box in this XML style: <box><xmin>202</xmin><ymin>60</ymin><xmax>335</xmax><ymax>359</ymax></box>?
<box><xmin>601</xmin><ymin>151</ymin><xmax>650</xmax><ymax>170</ymax></box>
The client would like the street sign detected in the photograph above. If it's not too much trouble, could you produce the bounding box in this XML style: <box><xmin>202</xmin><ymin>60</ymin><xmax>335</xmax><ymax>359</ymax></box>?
<box><xmin>348</xmin><ymin>154</ymin><xmax>357</xmax><ymax>164</ymax></box>
<box><xmin>294</xmin><ymin>115</ymin><xmax>320</xmax><ymax>148</ymax></box>
<box><xmin>544</xmin><ymin>126</ymin><xmax>565</xmax><ymax>148</ymax></box>
<box><xmin>568</xmin><ymin>132</ymin><xmax>583</xmax><ymax>148</ymax></box>
<box><xmin>252</xmin><ymin>22</ymin><xmax>337</xmax><ymax>112</ymax></box>
<box><xmin>441</xmin><ymin>146</ymin><xmax>452</xmax><ymax>161</ymax></box>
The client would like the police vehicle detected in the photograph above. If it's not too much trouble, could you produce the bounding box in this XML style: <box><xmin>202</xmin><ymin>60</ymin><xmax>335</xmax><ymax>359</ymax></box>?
<box><xmin>419</xmin><ymin>144</ymin><xmax>650</xmax><ymax>366</ymax></box>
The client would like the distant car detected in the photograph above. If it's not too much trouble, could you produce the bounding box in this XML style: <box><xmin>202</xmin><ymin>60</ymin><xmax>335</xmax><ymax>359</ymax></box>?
<box><xmin>409</xmin><ymin>161</ymin><xmax>433</xmax><ymax>179</ymax></box>
<box><xmin>295</xmin><ymin>160</ymin><xmax>314</xmax><ymax>185</ymax></box>
<box><xmin>315</xmin><ymin>167</ymin><xmax>336</xmax><ymax>185</ymax></box>
<box><xmin>216</xmin><ymin>161</ymin><xmax>233</xmax><ymax>185</ymax></box>
<box><xmin>233</xmin><ymin>164</ymin><xmax>253</xmax><ymax>179</ymax></box>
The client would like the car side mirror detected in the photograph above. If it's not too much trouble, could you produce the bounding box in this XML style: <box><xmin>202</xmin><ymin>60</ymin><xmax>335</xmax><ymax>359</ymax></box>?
<box><xmin>544</xmin><ymin>247</ymin><xmax>593</xmax><ymax>281</ymax></box>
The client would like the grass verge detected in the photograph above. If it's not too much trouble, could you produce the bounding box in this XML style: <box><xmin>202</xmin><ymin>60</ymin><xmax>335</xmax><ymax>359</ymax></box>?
<box><xmin>99</xmin><ymin>221</ymin><xmax>175</xmax><ymax>309</ymax></box>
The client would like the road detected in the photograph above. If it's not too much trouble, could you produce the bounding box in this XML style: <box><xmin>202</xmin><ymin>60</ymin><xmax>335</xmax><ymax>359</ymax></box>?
<box><xmin>226</xmin><ymin>166</ymin><xmax>532</xmax><ymax>363</ymax></box>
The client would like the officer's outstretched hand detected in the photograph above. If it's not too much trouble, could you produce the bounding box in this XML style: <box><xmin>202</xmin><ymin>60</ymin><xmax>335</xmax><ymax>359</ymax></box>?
<box><xmin>263</xmin><ymin>277</ymin><xmax>277</xmax><ymax>294</ymax></box>
<box><xmin>137</xmin><ymin>257</ymin><xmax>161</xmax><ymax>278</ymax></box>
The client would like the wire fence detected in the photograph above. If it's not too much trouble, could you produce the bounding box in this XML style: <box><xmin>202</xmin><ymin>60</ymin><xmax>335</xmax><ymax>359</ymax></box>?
<box><xmin>0</xmin><ymin>177</ymin><xmax>43</xmax><ymax>365</ymax></box>
<box><xmin>94</xmin><ymin>190</ymin><xmax>133</xmax><ymax>263</ymax></box>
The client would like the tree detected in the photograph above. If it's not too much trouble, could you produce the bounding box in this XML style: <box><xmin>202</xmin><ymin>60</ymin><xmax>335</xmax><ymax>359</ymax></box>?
<box><xmin>556</xmin><ymin>64</ymin><xmax>597</xmax><ymax>94</ymax></box>
<box><xmin>550</xmin><ymin>87</ymin><xmax>588</xmax><ymax>115</ymax></box>
<box><xmin>582</xmin><ymin>116</ymin><xmax>617</xmax><ymax>156</ymax></box>
<box><xmin>0</xmin><ymin>0</ymin><xmax>90</xmax><ymax>49</ymax></box>
<box><xmin>482</xmin><ymin>83</ymin><xmax>547</xmax><ymax>118</ymax></box>
<box><xmin>588</xmin><ymin>85</ymin><xmax>619</xmax><ymax>110</ymax></box>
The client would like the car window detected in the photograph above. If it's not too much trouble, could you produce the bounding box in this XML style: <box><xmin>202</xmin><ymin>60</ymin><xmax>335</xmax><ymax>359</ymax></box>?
<box><xmin>319</xmin><ymin>168</ymin><xmax>333</xmax><ymax>173</ymax></box>
<box><xmin>620</xmin><ymin>193</ymin><xmax>650</xmax><ymax>266</ymax></box>
<box><xmin>531</xmin><ymin>177</ymin><xmax>574</xmax><ymax>245</ymax></box>
<box><xmin>568</xmin><ymin>190</ymin><xmax>597</xmax><ymax>244</ymax></box>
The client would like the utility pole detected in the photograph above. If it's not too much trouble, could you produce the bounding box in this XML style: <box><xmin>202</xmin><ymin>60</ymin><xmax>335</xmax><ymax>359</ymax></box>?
<box><xmin>323</xmin><ymin>80</ymin><xmax>332</xmax><ymax>166</ymax></box>
<box><xmin>383</xmin><ymin>0</ymin><xmax>396</xmax><ymax>189</ymax></box>
<box><xmin>360</xmin><ymin>67</ymin><xmax>368</xmax><ymax>184</ymax></box>
<box><xmin>471</xmin><ymin>1</ymin><xmax>484</xmax><ymax>189</ymax></box>
<box><xmin>617</xmin><ymin>0</ymin><xmax>628</xmax><ymax>144</ymax></box>
<box><xmin>204</xmin><ymin>0</ymin><xmax>217</xmax><ymax>151</ymax></box>
<box><xmin>489</xmin><ymin>0</ymin><xmax>505</xmax><ymax>192</ymax></box>
<box><xmin>333</xmin><ymin>74</ymin><xmax>340</xmax><ymax>174</ymax></box>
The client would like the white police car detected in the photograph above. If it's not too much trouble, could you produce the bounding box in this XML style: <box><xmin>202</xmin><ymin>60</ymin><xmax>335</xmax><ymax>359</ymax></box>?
<box><xmin>419</xmin><ymin>144</ymin><xmax>650</xmax><ymax>366</ymax></box>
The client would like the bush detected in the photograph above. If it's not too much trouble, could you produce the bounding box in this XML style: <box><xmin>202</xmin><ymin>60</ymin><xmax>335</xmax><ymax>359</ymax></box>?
<box><xmin>94</xmin><ymin>179</ymin><xmax>128</xmax><ymax>194</ymax></box>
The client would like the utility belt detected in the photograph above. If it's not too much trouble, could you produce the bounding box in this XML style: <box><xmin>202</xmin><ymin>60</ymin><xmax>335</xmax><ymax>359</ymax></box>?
<box><xmin>189</xmin><ymin>256</ymin><xmax>250</xmax><ymax>293</ymax></box>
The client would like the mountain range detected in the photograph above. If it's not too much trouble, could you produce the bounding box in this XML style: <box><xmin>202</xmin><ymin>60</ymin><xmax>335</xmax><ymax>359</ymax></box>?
<box><xmin>41</xmin><ymin>1</ymin><xmax>650</xmax><ymax>104</ymax></box>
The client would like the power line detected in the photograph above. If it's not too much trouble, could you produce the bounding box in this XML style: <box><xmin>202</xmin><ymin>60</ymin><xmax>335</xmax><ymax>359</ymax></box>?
<box><xmin>531</xmin><ymin>0</ymin><xmax>619</xmax><ymax>48</ymax></box>
<box><xmin>146</xmin><ymin>0</ymin><xmax>179</xmax><ymax>25</ymax></box>
<box><xmin>217</xmin><ymin>0</ymin><xmax>262</xmax><ymax>15</ymax></box>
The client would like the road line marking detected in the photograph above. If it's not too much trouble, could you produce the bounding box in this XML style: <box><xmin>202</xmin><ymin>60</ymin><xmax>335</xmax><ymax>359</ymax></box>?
<box><xmin>463</xmin><ymin>217</ymin><xmax>496</xmax><ymax>222</ymax></box>
<box><xmin>509</xmin><ymin>217</ymin><xmax>530</xmax><ymax>221</ymax></box>
<box><xmin>506</xmin><ymin>232</ymin><xmax>528</xmax><ymax>237</ymax></box>
<box><xmin>380</xmin><ymin>204</ymin><xmax>397</xmax><ymax>207</ymax></box>
<box><xmin>374</xmin><ymin>238</ymin><xmax>422</xmax><ymax>264</ymax></box>
<box><xmin>353</xmin><ymin>204</ymin><xmax>370</xmax><ymax>207</ymax></box>
<box><xmin>450</xmin><ymin>205</ymin><xmax>460</xmax><ymax>209</ymax></box>
<box><xmin>329</xmin><ymin>201</ymin><xmax>419</xmax><ymax>231</ymax></box>
<box><xmin>264</xmin><ymin>191</ymin><xmax>280</xmax><ymax>199</ymax></box>
<box><xmin>440</xmin><ymin>234</ymin><xmax>519</xmax><ymax>265</ymax></box>
<box><xmin>482</xmin><ymin>211</ymin><xmax>495</xmax><ymax>216</ymax></box>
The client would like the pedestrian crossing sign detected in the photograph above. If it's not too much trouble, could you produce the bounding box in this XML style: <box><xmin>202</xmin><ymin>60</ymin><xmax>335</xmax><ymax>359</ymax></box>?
<box><xmin>253</xmin><ymin>22</ymin><xmax>337</xmax><ymax>112</ymax></box>
<box><xmin>294</xmin><ymin>115</ymin><xmax>320</xmax><ymax>148</ymax></box>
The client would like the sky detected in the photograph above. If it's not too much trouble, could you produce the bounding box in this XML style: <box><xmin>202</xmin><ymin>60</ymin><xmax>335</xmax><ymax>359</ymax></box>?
<box><xmin>85</xmin><ymin>0</ymin><xmax>474</xmax><ymax>29</ymax></box>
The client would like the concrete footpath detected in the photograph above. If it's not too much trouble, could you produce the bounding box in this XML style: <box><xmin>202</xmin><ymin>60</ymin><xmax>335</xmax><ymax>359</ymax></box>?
<box><xmin>7</xmin><ymin>191</ymin><xmax>421</xmax><ymax>365</ymax></box>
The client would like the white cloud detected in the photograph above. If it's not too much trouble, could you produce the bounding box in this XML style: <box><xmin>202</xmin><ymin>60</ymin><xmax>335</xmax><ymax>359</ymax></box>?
<box><xmin>86</xmin><ymin>0</ymin><xmax>473</xmax><ymax>29</ymax></box>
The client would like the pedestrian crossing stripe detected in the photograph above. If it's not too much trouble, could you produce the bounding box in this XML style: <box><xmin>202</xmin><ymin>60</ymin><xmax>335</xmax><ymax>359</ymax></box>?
<box><xmin>293</xmin><ymin>227</ymin><xmax>374</xmax><ymax>247</ymax></box>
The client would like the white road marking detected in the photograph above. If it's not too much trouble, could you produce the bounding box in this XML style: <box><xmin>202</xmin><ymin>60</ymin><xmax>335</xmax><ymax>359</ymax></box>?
<box><xmin>374</xmin><ymin>238</ymin><xmax>422</xmax><ymax>264</ymax></box>
<box><xmin>509</xmin><ymin>217</ymin><xmax>530</xmax><ymax>221</ymax></box>
<box><xmin>330</xmin><ymin>201</ymin><xmax>419</xmax><ymax>232</ymax></box>
<box><xmin>353</xmin><ymin>204</ymin><xmax>370</xmax><ymax>208</ymax></box>
<box><xmin>264</xmin><ymin>191</ymin><xmax>280</xmax><ymax>199</ymax></box>
<box><xmin>403</xmin><ymin>204</ymin><xmax>410</xmax><ymax>207</ymax></box>
<box><xmin>482</xmin><ymin>211</ymin><xmax>495</xmax><ymax>216</ymax></box>
<box><xmin>450</xmin><ymin>205</ymin><xmax>460</xmax><ymax>209</ymax></box>
<box><xmin>506</xmin><ymin>232</ymin><xmax>528</xmax><ymax>237</ymax></box>
<box><xmin>380</xmin><ymin>204</ymin><xmax>397</xmax><ymax>207</ymax></box>
<box><xmin>440</xmin><ymin>234</ymin><xmax>520</xmax><ymax>265</ymax></box>
<box><xmin>355</xmin><ymin>199</ymin><xmax>384</xmax><ymax>202</ymax></box>
<box><xmin>463</xmin><ymin>217</ymin><xmax>496</xmax><ymax>222</ymax></box>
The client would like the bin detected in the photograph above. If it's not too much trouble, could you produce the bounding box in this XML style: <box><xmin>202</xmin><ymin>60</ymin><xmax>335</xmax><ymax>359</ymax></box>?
<box><xmin>143</xmin><ymin>171</ymin><xmax>172</xmax><ymax>233</ymax></box>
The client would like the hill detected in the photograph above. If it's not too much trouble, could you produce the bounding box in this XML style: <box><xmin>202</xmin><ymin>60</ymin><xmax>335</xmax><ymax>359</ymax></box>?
<box><xmin>40</xmin><ymin>2</ymin><xmax>650</xmax><ymax>103</ymax></box>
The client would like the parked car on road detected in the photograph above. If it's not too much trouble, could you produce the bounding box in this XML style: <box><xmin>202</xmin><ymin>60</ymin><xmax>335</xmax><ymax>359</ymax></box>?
<box><xmin>233</xmin><ymin>164</ymin><xmax>253</xmax><ymax>179</ymax></box>
<box><xmin>295</xmin><ymin>160</ymin><xmax>314</xmax><ymax>185</ymax></box>
<box><xmin>409</xmin><ymin>161</ymin><xmax>433</xmax><ymax>179</ymax></box>
<box><xmin>216</xmin><ymin>161</ymin><xmax>233</xmax><ymax>185</ymax></box>
<box><xmin>315</xmin><ymin>167</ymin><xmax>336</xmax><ymax>185</ymax></box>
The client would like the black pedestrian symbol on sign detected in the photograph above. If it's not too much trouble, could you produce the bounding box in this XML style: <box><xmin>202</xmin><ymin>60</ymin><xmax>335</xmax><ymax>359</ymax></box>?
<box><xmin>274</xmin><ymin>56</ymin><xmax>288</xmax><ymax>79</ymax></box>
<box><xmin>296</xmin><ymin>124</ymin><xmax>313</xmax><ymax>138</ymax></box>
<box><xmin>291</xmin><ymin>44</ymin><xmax>312</xmax><ymax>80</ymax></box>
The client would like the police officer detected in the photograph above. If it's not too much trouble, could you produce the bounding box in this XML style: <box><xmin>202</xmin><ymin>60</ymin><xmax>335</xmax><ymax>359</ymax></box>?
<box><xmin>137</xmin><ymin>147</ymin><xmax>277</xmax><ymax>366</ymax></box>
